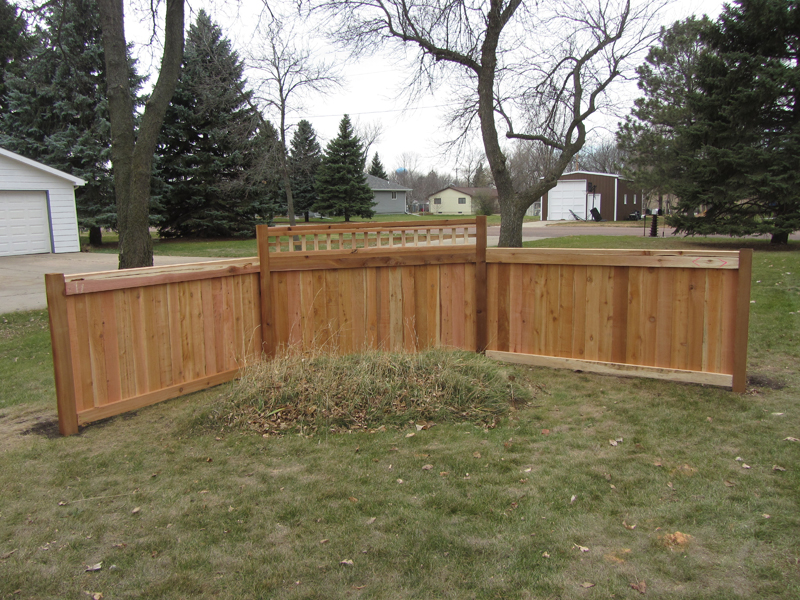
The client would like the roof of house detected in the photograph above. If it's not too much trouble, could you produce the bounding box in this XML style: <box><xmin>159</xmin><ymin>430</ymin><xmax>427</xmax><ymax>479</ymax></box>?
<box><xmin>561</xmin><ymin>171</ymin><xmax>624</xmax><ymax>179</ymax></box>
<box><xmin>0</xmin><ymin>147</ymin><xmax>86</xmax><ymax>187</ymax></box>
<box><xmin>365</xmin><ymin>174</ymin><xmax>412</xmax><ymax>192</ymax></box>
<box><xmin>428</xmin><ymin>185</ymin><xmax>498</xmax><ymax>199</ymax></box>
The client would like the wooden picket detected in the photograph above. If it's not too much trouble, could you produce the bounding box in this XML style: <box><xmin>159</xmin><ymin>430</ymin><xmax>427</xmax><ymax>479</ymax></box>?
<box><xmin>46</xmin><ymin>218</ymin><xmax>752</xmax><ymax>436</ymax></box>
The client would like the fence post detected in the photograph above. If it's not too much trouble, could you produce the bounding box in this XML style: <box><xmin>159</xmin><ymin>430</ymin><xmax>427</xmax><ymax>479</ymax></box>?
<box><xmin>256</xmin><ymin>224</ymin><xmax>274</xmax><ymax>357</ymax></box>
<box><xmin>45</xmin><ymin>273</ymin><xmax>79</xmax><ymax>436</ymax></box>
<box><xmin>475</xmin><ymin>216</ymin><xmax>488</xmax><ymax>353</ymax></box>
<box><xmin>732</xmin><ymin>248</ymin><xmax>753</xmax><ymax>392</ymax></box>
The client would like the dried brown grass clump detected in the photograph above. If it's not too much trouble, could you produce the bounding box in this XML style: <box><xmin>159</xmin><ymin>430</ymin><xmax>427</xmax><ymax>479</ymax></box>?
<box><xmin>213</xmin><ymin>348</ymin><xmax>533</xmax><ymax>436</ymax></box>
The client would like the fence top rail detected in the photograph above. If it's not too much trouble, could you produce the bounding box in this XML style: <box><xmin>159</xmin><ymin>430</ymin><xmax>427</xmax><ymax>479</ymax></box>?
<box><xmin>487</xmin><ymin>247</ymin><xmax>742</xmax><ymax>269</ymax></box>
<box><xmin>61</xmin><ymin>257</ymin><xmax>259</xmax><ymax>295</ymax></box>
<box><xmin>265</xmin><ymin>218</ymin><xmax>476</xmax><ymax>236</ymax></box>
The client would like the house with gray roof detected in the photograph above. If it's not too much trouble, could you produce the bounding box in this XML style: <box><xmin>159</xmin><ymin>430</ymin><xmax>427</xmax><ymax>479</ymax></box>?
<box><xmin>366</xmin><ymin>174</ymin><xmax>411</xmax><ymax>214</ymax></box>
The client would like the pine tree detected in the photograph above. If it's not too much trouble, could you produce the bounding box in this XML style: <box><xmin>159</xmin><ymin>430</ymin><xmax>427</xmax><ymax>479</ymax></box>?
<box><xmin>155</xmin><ymin>10</ymin><xmax>278</xmax><ymax>238</ymax></box>
<box><xmin>669</xmin><ymin>0</ymin><xmax>800</xmax><ymax>244</ymax></box>
<box><xmin>0</xmin><ymin>0</ymin><xmax>131</xmax><ymax>245</ymax></box>
<box><xmin>315</xmin><ymin>115</ymin><xmax>375</xmax><ymax>221</ymax></box>
<box><xmin>288</xmin><ymin>120</ymin><xmax>322</xmax><ymax>222</ymax></box>
<box><xmin>368</xmin><ymin>152</ymin><xmax>389</xmax><ymax>180</ymax></box>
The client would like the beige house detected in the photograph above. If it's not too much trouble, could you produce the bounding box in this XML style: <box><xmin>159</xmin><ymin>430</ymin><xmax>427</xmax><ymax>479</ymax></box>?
<box><xmin>427</xmin><ymin>185</ymin><xmax>498</xmax><ymax>215</ymax></box>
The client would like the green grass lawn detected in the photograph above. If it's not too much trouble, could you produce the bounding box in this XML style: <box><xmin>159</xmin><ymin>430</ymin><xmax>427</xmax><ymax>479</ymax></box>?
<box><xmin>1</xmin><ymin>236</ymin><xmax>798</xmax><ymax>599</ymax></box>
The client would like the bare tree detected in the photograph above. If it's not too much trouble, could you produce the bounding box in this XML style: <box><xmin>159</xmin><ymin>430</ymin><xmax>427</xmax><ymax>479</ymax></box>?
<box><xmin>313</xmin><ymin>0</ymin><xmax>662</xmax><ymax>245</ymax></box>
<box><xmin>96</xmin><ymin>0</ymin><xmax>184</xmax><ymax>268</ymax></box>
<box><xmin>577</xmin><ymin>138</ymin><xmax>626</xmax><ymax>174</ymax></box>
<box><xmin>248</xmin><ymin>18</ymin><xmax>340</xmax><ymax>226</ymax></box>
<box><xmin>353</xmin><ymin>117</ymin><xmax>384</xmax><ymax>163</ymax></box>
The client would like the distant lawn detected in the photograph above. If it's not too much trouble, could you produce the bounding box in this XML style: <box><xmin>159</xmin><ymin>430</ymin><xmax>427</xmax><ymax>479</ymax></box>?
<box><xmin>3</xmin><ymin>235</ymin><xmax>797</xmax><ymax>598</ymax></box>
<box><xmin>79</xmin><ymin>214</ymin><xmax>539</xmax><ymax>257</ymax></box>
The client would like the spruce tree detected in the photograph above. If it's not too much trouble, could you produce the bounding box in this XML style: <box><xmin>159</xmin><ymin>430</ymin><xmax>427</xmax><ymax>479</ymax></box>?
<box><xmin>0</xmin><ymin>0</ymin><xmax>130</xmax><ymax>245</ymax></box>
<box><xmin>669</xmin><ymin>0</ymin><xmax>800</xmax><ymax>244</ymax></box>
<box><xmin>0</xmin><ymin>0</ymin><xmax>31</xmax><ymax>113</ymax></box>
<box><xmin>314</xmin><ymin>115</ymin><xmax>375</xmax><ymax>221</ymax></box>
<box><xmin>368</xmin><ymin>152</ymin><xmax>389</xmax><ymax>180</ymax></box>
<box><xmin>288</xmin><ymin>120</ymin><xmax>322</xmax><ymax>222</ymax></box>
<box><xmin>155</xmin><ymin>10</ymin><xmax>278</xmax><ymax>238</ymax></box>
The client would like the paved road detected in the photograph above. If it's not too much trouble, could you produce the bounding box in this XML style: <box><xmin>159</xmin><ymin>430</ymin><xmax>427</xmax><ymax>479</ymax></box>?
<box><xmin>0</xmin><ymin>253</ymin><xmax>226</xmax><ymax>313</ymax></box>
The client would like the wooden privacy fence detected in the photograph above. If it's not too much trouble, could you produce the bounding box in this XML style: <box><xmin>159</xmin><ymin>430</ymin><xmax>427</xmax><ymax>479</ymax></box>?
<box><xmin>46</xmin><ymin>217</ymin><xmax>752</xmax><ymax>436</ymax></box>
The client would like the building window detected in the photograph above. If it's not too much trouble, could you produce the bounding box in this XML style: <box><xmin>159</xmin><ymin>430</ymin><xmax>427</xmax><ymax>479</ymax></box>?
<box><xmin>391</xmin><ymin>192</ymin><xmax>397</xmax><ymax>199</ymax></box>
<box><xmin>434</xmin><ymin>198</ymin><xmax>441</xmax><ymax>205</ymax></box>
<box><xmin>458</xmin><ymin>197</ymin><xmax>466</xmax><ymax>204</ymax></box>
<box><xmin>624</xmin><ymin>194</ymin><xmax>627</xmax><ymax>205</ymax></box>
<box><xmin>633</xmin><ymin>194</ymin><xmax>637</xmax><ymax>205</ymax></box>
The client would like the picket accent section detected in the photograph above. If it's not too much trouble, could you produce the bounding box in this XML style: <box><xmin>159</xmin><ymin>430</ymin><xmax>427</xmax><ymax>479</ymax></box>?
<box><xmin>46</xmin><ymin>218</ymin><xmax>752</xmax><ymax>436</ymax></box>
<box><xmin>264</xmin><ymin>219</ymin><xmax>476</xmax><ymax>252</ymax></box>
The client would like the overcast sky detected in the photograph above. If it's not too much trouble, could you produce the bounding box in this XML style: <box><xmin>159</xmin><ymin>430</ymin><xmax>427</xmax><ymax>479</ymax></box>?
<box><xmin>127</xmin><ymin>0</ymin><xmax>728</xmax><ymax>178</ymax></box>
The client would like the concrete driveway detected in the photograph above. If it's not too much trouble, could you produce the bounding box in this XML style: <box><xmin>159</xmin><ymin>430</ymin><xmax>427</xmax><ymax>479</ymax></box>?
<box><xmin>0</xmin><ymin>252</ymin><xmax>227</xmax><ymax>313</ymax></box>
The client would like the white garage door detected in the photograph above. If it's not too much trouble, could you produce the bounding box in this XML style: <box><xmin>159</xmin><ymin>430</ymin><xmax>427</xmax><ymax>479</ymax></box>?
<box><xmin>0</xmin><ymin>191</ymin><xmax>51</xmax><ymax>256</ymax></box>
<box><xmin>547</xmin><ymin>180</ymin><xmax>587</xmax><ymax>221</ymax></box>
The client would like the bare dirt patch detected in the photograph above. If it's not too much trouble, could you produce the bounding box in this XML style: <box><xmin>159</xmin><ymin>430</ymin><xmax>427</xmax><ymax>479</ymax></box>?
<box><xmin>0</xmin><ymin>405</ymin><xmax>59</xmax><ymax>452</ymax></box>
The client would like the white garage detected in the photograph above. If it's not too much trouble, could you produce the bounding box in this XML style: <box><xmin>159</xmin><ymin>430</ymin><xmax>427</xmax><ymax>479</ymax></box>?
<box><xmin>0</xmin><ymin>147</ymin><xmax>85</xmax><ymax>256</ymax></box>
<box><xmin>545</xmin><ymin>179</ymin><xmax>587</xmax><ymax>221</ymax></box>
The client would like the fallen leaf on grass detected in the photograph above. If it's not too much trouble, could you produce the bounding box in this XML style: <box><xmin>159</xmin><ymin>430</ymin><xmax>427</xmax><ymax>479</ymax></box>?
<box><xmin>724</xmin><ymin>480</ymin><xmax>736</xmax><ymax>487</ymax></box>
<box><xmin>735</xmin><ymin>456</ymin><xmax>744</xmax><ymax>462</ymax></box>
<box><xmin>421</xmin><ymin>464</ymin><xmax>433</xmax><ymax>471</ymax></box>
<box><xmin>762</xmin><ymin>514</ymin><xmax>771</xmax><ymax>519</ymax></box>
<box><xmin>661</xmin><ymin>532</ymin><xmax>692</xmax><ymax>548</ymax></box>
<box><xmin>85</xmin><ymin>563</ymin><xmax>102</xmax><ymax>572</ymax></box>
<box><xmin>111</xmin><ymin>543</ymin><xmax>127</xmax><ymax>549</ymax></box>
<box><xmin>573</xmin><ymin>544</ymin><xmax>589</xmax><ymax>553</ymax></box>
<box><xmin>340</xmin><ymin>559</ymin><xmax>354</xmax><ymax>566</ymax></box>
<box><xmin>785</xmin><ymin>437</ymin><xmax>800</xmax><ymax>442</ymax></box>
<box><xmin>609</xmin><ymin>439</ymin><xmax>618</xmax><ymax>447</ymax></box>
<box><xmin>541</xmin><ymin>429</ymin><xmax>550</xmax><ymax>436</ymax></box>
<box><xmin>320</xmin><ymin>539</ymin><xmax>329</xmax><ymax>544</ymax></box>
<box><xmin>773</xmin><ymin>465</ymin><xmax>786</xmax><ymax>472</ymax></box>
<box><xmin>439</xmin><ymin>471</ymin><xmax>449</xmax><ymax>477</ymax></box>
<box><xmin>131</xmin><ymin>507</ymin><xmax>141</xmax><ymax>515</ymax></box>
<box><xmin>653</xmin><ymin>461</ymin><xmax>662</xmax><ymax>467</ymax></box>
<box><xmin>405</xmin><ymin>432</ymin><xmax>415</xmax><ymax>438</ymax></box>
<box><xmin>473</xmin><ymin>452</ymin><xmax>481</xmax><ymax>458</ymax></box>
<box><xmin>630</xmin><ymin>580</ymin><xmax>647</xmax><ymax>594</ymax></box>
<box><xmin>542</xmin><ymin>551</ymin><xmax>550</xmax><ymax>558</ymax></box>
<box><xmin>675</xmin><ymin>464</ymin><xmax>696</xmax><ymax>476</ymax></box>
<box><xmin>523</xmin><ymin>467</ymin><xmax>532</xmax><ymax>473</ymax></box>
<box><xmin>623</xmin><ymin>521</ymin><xmax>636</xmax><ymax>530</ymax></box>
<box><xmin>366</xmin><ymin>517</ymin><xmax>376</xmax><ymax>525</ymax></box>
<box><xmin>741</xmin><ymin>464</ymin><xmax>751</xmax><ymax>469</ymax></box>
<box><xmin>396</xmin><ymin>479</ymin><xmax>404</xmax><ymax>484</ymax></box>
<box><xmin>580</xmin><ymin>582</ymin><xmax>595</xmax><ymax>588</ymax></box>
<box><xmin>58</xmin><ymin>501</ymin><xmax>67</xmax><ymax>506</ymax></box>
<box><xmin>0</xmin><ymin>549</ymin><xmax>17</xmax><ymax>560</ymax></box>
<box><xmin>83</xmin><ymin>592</ymin><xmax>103</xmax><ymax>600</ymax></box>
<box><xmin>349</xmin><ymin>497</ymin><xmax>358</xmax><ymax>503</ymax></box>
<box><xmin>570</xmin><ymin>495</ymin><xmax>577</xmax><ymax>504</ymax></box>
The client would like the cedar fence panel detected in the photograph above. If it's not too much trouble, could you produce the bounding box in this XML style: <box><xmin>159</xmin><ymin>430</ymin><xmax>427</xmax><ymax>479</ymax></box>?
<box><xmin>46</xmin><ymin>259</ymin><xmax>263</xmax><ymax>435</ymax></box>
<box><xmin>47</xmin><ymin>219</ymin><xmax>752</xmax><ymax>437</ymax></box>
<box><xmin>485</xmin><ymin>248</ymin><xmax>752</xmax><ymax>390</ymax></box>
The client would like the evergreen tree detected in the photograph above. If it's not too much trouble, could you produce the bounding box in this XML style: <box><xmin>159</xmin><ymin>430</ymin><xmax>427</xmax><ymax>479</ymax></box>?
<box><xmin>0</xmin><ymin>0</ymin><xmax>31</xmax><ymax>113</ymax></box>
<box><xmin>0</xmin><ymin>0</ymin><xmax>131</xmax><ymax>245</ymax></box>
<box><xmin>315</xmin><ymin>115</ymin><xmax>376</xmax><ymax>221</ymax></box>
<box><xmin>155</xmin><ymin>10</ymin><xmax>278</xmax><ymax>238</ymax></box>
<box><xmin>288</xmin><ymin>120</ymin><xmax>322</xmax><ymax>222</ymax></box>
<box><xmin>368</xmin><ymin>152</ymin><xmax>389</xmax><ymax>179</ymax></box>
<box><xmin>617</xmin><ymin>17</ymin><xmax>711</xmax><ymax>210</ymax></box>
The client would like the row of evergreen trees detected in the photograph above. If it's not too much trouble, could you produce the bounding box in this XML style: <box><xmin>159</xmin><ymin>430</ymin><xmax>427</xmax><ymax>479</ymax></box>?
<box><xmin>0</xmin><ymin>1</ymin><xmax>381</xmax><ymax>242</ymax></box>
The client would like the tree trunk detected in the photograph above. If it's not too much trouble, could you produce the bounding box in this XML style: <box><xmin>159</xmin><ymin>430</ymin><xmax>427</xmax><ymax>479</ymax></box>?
<box><xmin>497</xmin><ymin>200</ymin><xmax>526</xmax><ymax>247</ymax></box>
<box><xmin>97</xmin><ymin>0</ymin><xmax>184</xmax><ymax>269</ymax></box>
<box><xmin>771</xmin><ymin>231</ymin><xmax>789</xmax><ymax>244</ymax></box>
<box><xmin>88</xmin><ymin>226</ymin><xmax>103</xmax><ymax>246</ymax></box>
<box><xmin>304</xmin><ymin>211</ymin><xmax>310</xmax><ymax>222</ymax></box>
